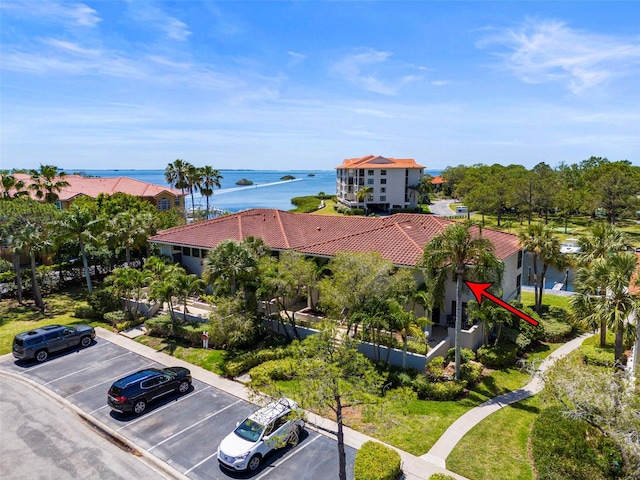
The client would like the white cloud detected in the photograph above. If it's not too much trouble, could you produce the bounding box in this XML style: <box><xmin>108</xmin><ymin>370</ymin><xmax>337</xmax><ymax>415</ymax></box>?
<box><xmin>477</xmin><ymin>18</ymin><xmax>640</xmax><ymax>94</ymax></box>
<box><xmin>0</xmin><ymin>1</ymin><xmax>101</xmax><ymax>27</ymax></box>
<box><xmin>331</xmin><ymin>49</ymin><xmax>422</xmax><ymax>95</ymax></box>
<box><xmin>127</xmin><ymin>1</ymin><xmax>191</xmax><ymax>41</ymax></box>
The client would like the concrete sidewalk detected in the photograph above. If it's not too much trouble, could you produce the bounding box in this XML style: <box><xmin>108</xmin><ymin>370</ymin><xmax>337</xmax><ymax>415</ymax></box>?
<box><xmin>98</xmin><ymin>327</ymin><xmax>467</xmax><ymax>480</ymax></box>
<box><xmin>422</xmin><ymin>332</ymin><xmax>594</xmax><ymax>468</ymax></box>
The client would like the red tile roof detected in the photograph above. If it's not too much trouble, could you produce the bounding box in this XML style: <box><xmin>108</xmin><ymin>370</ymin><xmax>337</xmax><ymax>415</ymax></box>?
<box><xmin>336</xmin><ymin>155</ymin><xmax>425</xmax><ymax>170</ymax></box>
<box><xmin>431</xmin><ymin>176</ymin><xmax>446</xmax><ymax>184</ymax></box>
<box><xmin>149</xmin><ymin>208</ymin><xmax>521</xmax><ymax>267</ymax></box>
<box><xmin>12</xmin><ymin>174</ymin><xmax>183</xmax><ymax>202</ymax></box>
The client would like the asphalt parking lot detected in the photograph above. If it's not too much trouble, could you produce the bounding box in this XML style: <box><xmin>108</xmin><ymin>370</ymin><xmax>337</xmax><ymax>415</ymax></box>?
<box><xmin>0</xmin><ymin>338</ymin><xmax>355</xmax><ymax>480</ymax></box>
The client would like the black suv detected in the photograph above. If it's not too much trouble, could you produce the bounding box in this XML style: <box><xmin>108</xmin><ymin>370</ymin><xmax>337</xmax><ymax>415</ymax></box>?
<box><xmin>107</xmin><ymin>367</ymin><xmax>192</xmax><ymax>415</ymax></box>
<box><xmin>12</xmin><ymin>324</ymin><xmax>96</xmax><ymax>362</ymax></box>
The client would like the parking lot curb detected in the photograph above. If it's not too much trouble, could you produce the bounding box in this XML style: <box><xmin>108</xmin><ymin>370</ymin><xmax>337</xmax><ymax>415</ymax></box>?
<box><xmin>0</xmin><ymin>366</ymin><xmax>190</xmax><ymax>480</ymax></box>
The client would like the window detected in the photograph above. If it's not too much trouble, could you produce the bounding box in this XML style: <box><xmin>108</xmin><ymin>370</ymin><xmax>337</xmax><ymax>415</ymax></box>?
<box><xmin>516</xmin><ymin>274</ymin><xmax>522</xmax><ymax>296</ymax></box>
<box><xmin>174</xmin><ymin>198</ymin><xmax>180</xmax><ymax>206</ymax></box>
<box><xmin>381</xmin><ymin>170</ymin><xmax>387</xmax><ymax>175</ymax></box>
<box><xmin>44</xmin><ymin>331</ymin><xmax>61</xmax><ymax>341</ymax></box>
<box><xmin>367</xmin><ymin>178</ymin><xmax>374</xmax><ymax>185</ymax></box>
<box><xmin>381</xmin><ymin>187</ymin><xmax>386</xmax><ymax>193</ymax></box>
<box><xmin>192</xmin><ymin>248</ymin><xmax>200</xmax><ymax>258</ymax></box>
<box><xmin>158</xmin><ymin>198</ymin><xmax>171</xmax><ymax>211</ymax></box>
<box><xmin>380</xmin><ymin>196</ymin><xmax>386</xmax><ymax>201</ymax></box>
<box><xmin>517</xmin><ymin>250</ymin><xmax>523</xmax><ymax>269</ymax></box>
<box><xmin>380</xmin><ymin>179</ymin><xmax>387</xmax><ymax>185</ymax></box>
<box><xmin>182</xmin><ymin>246</ymin><xmax>191</xmax><ymax>256</ymax></box>
<box><xmin>201</xmin><ymin>249</ymin><xmax>208</xmax><ymax>258</ymax></box>
<box><xmin>368</xmin><ymin>170</ymin><xmax>374</xmax><ymax>176</ymax></box>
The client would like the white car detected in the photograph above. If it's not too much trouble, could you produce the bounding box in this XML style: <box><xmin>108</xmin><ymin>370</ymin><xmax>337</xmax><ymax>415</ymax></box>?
<box><xmin>217</xmin><ymin>397</ymin><xmax>305</xmax><ymax>472</ymax></box>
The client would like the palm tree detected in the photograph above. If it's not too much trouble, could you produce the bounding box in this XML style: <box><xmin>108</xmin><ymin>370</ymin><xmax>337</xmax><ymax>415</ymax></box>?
<box><xmin>165</xmin><ymin>159</ymin><xmax>191</xmax><ymax>218</ymax></box>
<box><xmin>174</xmin><ymin>272</ymin><xmax>205</xmax><ymax>321</ymax></box>
<box><xmin>0</xmin><ymin>174</ymin><xmax>27</xmax><ymax>198</ymax></box>
<box><xmin>54</xmin><ymin>205</ymin><xmax>102</xmax><ymax>293</ymax></box>
<box><xmin>202</xmin><ymin>239</ymin><xmax>259</xmax><ymax>297</ymax></box>
<box><xmin>199</xmin><ymin>166</ymin><xmax>223</xmax><ymax>219</ymax></box>
<box><xmin>107</xmin><ymin>211</ymin><xmax>154</xmax><ymax>264</ymax></box>
<box><xmin>185</xmin><ymin>164</ymin><xmax>203</xmax><ymax>217</ymax></box>
<box><xmin>29</xmin><ymin>165</ymin><xmax>70</xmax><ymax>203</ymax></box>
<box><xmin>570</xmin><ymin>253</ymin><xmax>640</xmax><ymax>362</ymax></box>
<box><xmin>577</xmin><ymin>223</ymin><xmax>631</xmax><ymax>346</ymax></box>
<box><xmin>356</xmin><ymin>186</ymin><xmax>372</xmax><ymax>215</ymax></box>
<box><xmin>422</xmin><ymin>221</ymin><xmax>503</xmax><ymax>380</ymax></box>
<box><xmin>518</xmin><ymin>223</ymin><xmax>568</xmax><ymax>313</ymax></box>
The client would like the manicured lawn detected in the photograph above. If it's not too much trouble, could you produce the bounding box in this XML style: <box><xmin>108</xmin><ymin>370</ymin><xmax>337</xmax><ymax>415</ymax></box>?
<box><xmin>135</xmin><ymin>335</ymin><xmax>228</xmax><ymax>375</ymax></box>
<box><xmin>0</xmin><ymin>287</ymin><xmax>98</xmax><ymax>355</ymax></box>
<box><xmin>310</xmin><ymin>198</ymin><xmax>344</xmax><ymax>216</ymax></box>
<box><xmin>447</xmin><ymin>396</ymin><xmax>541</xmax><ymax>480</ymax></box>
<box><xmin>520</xmin><ymin>290</ymin><xmax>571</xmax><ymax>310</ymax></box>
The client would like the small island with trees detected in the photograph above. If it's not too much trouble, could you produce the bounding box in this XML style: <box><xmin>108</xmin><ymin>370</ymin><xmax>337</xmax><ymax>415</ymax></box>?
<box><xmin>235</xmin><ymin>178</ymin><xmax>254</xmax><ymax>185</ymax></box>
<box><xmin>280</xmin><ymin>175</ymin><xmax>296</xmax><ymax>180</ymax></box>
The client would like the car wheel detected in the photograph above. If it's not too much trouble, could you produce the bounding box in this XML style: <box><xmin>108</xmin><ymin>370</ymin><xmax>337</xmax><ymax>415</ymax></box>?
<box><xmin>80</xmin><ymin>336</ymin><xmax>92</xmax><ymax>348</ymax></box>
<box><xmin>177</xmin><ymin>380</ymin><xmax>190</xmax><ymax>394</ymax></box>
<box><xmin>36</xmin><ymin>350</ymin><xmax>48</xmax><ymax>362</ymax></box>
<box><xmin>247</xmin><ymin>454</ymin><xmax>261</xmax><ymax>472</ymax></box>
<box><xmin>133</xmin><ymin>400</ymin><xmax>146</xmax><ymax>414</ymax></box>
<box><xmin>288</xmin><ymin>427</ymin><xmax>300</xmax><ymax>447</ymax></box>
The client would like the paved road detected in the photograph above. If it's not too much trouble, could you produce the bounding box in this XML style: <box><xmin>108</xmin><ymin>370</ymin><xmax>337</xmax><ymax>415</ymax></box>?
<box><xmin>0</xmin><ymin>374</ymin><xmax>166</xmax><ymax>479</ymax></box>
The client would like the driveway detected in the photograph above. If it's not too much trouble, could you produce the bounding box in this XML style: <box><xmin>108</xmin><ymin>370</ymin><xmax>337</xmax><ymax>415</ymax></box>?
<box><xmin>0</xmin><ymin>337</ymin><xmax>355</xmax><ymax>480</ymax></box>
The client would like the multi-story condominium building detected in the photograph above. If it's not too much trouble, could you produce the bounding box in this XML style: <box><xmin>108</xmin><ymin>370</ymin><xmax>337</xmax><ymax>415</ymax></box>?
<box><xmin>336</xmin><ymin>155</ymin><xmax>425</xmax><ymax>212</ymax></box>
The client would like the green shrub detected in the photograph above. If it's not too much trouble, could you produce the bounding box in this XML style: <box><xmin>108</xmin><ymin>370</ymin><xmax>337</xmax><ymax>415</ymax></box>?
<box><xmin>290</xmin><ymin>196</ymin><xmax>322</xmax><ymax>213</ymax></box>
<box><xmin>104</xmin><ymin>310</ymin><xmax>126</xmax><ymax>327</ymax></box>
<box><xmin>531</xmin><ymin>407</ymin><xmax>623</xmax><ymax>480</ymax></box>
<box><xmin>426</xmin><ymin>357</ymin><xmax>445</xmax><ymax>380</ymax></box>
<box><xmin>477</xmin><ymin>344</ymin><xmax>518</xmax><ymax>368</ymax></box>
<box><xmin>446</xmin><ymin>347</ymin><xmax>475</xmax><ymax>364</ymax></box>
<box><xmin>541</xmin><ymin>318</ymin><xmax>573</xmax><ymax>342</ymax></box>
<box><xmin>222</xmin><ymin>347</ymin><xmax>290</xmax><ymax>378</ymax></box>
<box><xmin>413</xmin><ymin>375</ymin><xmax>465</xmax><ymax>401</ymax></box>
<box><xmin>73</xmin><ymin>305</ymin><xmax>96</xmax><ymax>319</ymax></box>
<box><xmin>423</xmin><ymin>380</ymin><xmax>465</xmax><ymax>401</ymax></box>
<box><xmin>115</xmin><ymin>315</ymin><xmax>145</xmax><ymax>332</ymax></box>
<box><xmin>87</xmin><ymin>288</ymin><xmax>121</xmax><ymax>320</ymax></box>
<box><xmin>144</xmin><ymin>316</ymin><xmax>204</xmax><ymax>347</ymax></box>
<box><xmin>354</xmin><ymin>441</ymin><xmax>402</xmax><ymax>480</ymax></box>
<box><xmin>248</xmin><ymin>358</ymin><xmax>297</xmax><ymax>384</ymax></box>
<box><xmin>429</xmin><ymin>475</ymin><xmax>457</xmax><ymax>480</ymax></box>
<box><xmin>460</xmin><ymin>361</ymin><xmax>483</xmax><ymax>385</ymax></box>
<box><xmin>406</xmin><ymin>339</ymin><xmax>427</xmax><ymax>355</ymax></box>
<box><xmin>581</xmin><ymin>345</ymin><xmax>616</xmax><ymax>367</ymax></box>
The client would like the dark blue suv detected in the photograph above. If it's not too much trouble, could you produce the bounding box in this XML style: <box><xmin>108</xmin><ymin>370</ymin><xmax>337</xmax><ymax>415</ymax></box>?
<box><xmin>107</xmin><ymin>367</ymin><xmax>192</xmax><ymax>414</ymax></box>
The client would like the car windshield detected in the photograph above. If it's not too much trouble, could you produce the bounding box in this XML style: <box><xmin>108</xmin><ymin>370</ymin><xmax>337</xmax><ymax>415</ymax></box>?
<box><xmin>234</xmin><ymin>418</ymin><xmax>265</xmax><ymax>443</ymax></box>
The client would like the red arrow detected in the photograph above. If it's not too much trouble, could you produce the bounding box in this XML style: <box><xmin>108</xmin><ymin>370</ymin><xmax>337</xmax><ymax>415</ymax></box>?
<box><xmin>464</xmin><ymin>281</ymin><xmax>539</xmax><ymax>327</ymax></box>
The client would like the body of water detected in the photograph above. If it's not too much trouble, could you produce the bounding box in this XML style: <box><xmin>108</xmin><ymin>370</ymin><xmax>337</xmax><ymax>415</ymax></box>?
<box><xmin>71</xmin><ymin>169</ymin><xmax>442</xmax><ymax>213</ymax></box>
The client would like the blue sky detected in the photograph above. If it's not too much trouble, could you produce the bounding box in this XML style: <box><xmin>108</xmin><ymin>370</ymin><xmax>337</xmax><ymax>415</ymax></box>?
<box><xmin>1</xmin><ymin>1</ymin><xmax>639</xmax><ymax>171</ymax></box>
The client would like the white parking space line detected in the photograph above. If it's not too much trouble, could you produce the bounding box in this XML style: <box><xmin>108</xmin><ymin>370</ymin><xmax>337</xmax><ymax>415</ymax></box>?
<box><xmin>148</xmin><ymin>399</ymin><xmax>243</xmax><ymax>452</ymax></box>
<box><xmin>43</xmin><ymin>351</ymin><xmax>133</xmax><ymax>385</ymax></box>
<box><xmin>116</xmin><ymin>385</ymin><xmax>212</xmax><ymax>431</ymax></box>
<box><xmin>184</xmin><ymin>450</ymin><xmax>218</xmax><ymax>475</ymax></box>
<box><xmin>253</xmin><ymin>434</ymin><xmax>322</xmax><ymax>480</ymax></box>
<box><xmin>18</xmin><ymin>341</ymin><xmax>110</xmax><ymax>373</ymax></box>
<box><xmin>90</xmin><ymin>404</ymin><xmax>110</xmax><ymax>415</ymax></box>
<box><xmin>66</xmin><ymin>362</ymin><xmax>158</xmax><ymax>397</ymax></box>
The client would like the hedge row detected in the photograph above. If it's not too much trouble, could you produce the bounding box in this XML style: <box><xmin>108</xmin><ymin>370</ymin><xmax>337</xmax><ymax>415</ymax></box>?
<box><xmin>222</xmin><ymin>347</ymin><xmax>291</xmax><ymax>378</ymax></box>
<box><xmin>540</xmin><ymin>318</ymin><xmax>573</xmax><ymax>342</ymax></box>
<box><xmin>477</xmin><ymin>344</ymin><xmax>518</xmax><ymax>368</ymax></box>
<box><xmin>354</xmin><ymin>441</ymin><xmax>402</xmax><ymax>480</ymax></box>
<box><xmin>144</xmin><ymin>316</ymin><xmax>203</xmax><ymax>347</ymax></box>
<box><xmin>580</xmin><ymin>345</ymin><xmax>616</xmax><ymax>367</ymax></box>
